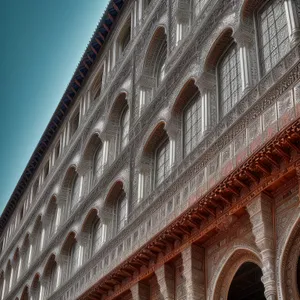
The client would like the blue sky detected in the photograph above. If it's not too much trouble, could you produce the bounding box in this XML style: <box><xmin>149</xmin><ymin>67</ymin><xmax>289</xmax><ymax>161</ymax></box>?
<box><xmin>0</xmin><ymin>0</ymin><xmax>107</xmax><ymax>213</ymax></box>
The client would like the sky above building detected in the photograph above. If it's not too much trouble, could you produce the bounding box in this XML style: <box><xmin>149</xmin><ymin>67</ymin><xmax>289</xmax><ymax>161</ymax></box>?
<box><xmin>0</xmin><ymin>0</ymin><xmax>107</xmax><ymax>214</ymax></box>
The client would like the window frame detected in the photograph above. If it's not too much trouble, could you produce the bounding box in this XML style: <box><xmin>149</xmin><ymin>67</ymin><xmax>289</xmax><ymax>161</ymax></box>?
<box><xmin>182</xmin><ymin>90</ymin><xmax>202</xmax><ymax>158</ymax></box>
<box><xmin>153</xmin><ymin>137</ymin><xmax>170</xmax><ymax>188</ymax></box>
<box><xmin>255</xmin><ymin>0</ymin><xmax>290</xmax><ymax>77</ymax></box>
<box><xmin>216</xmin><ymin>41</ymin><xmax>241</xmax><ymax>119</ymax></box>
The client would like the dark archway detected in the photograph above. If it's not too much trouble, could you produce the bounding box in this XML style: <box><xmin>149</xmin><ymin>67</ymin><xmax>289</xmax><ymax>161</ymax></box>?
<box><xmin>228</xmin><ymin>262</ymin><xmax>265</xmax><ymax>300</ymax></box>
<box><xmin>297</xmin><ymin>256</ymin><xmax>300</xmax><ymax>295</ymax></box>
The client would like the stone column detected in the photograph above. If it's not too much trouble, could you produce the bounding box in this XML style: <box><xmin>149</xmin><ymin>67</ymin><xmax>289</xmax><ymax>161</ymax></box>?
<box><xmin>284</xmin><ymin>0</ymin><xmax>300</xmax><ymax>45</ymax></box>
<box><xmin>247</xmin><ymin>193</ymin><xmax>277</xmax><ymax>300</ymax></box>
<box><xmin>130</xmin><ymin>281</ymin><xmax>150</xmax><ymax>300</ymax></box>
<box><xmin>155</xmin><ymin>264</ymin><xmax>175</xmax><ymax>300</ymax></box>
<box><xmin>196</xmin><ymin>72</ymin><xmax>215</xmax><ymax>133</ymax></box>
<box><xmin>181</xmin><ymin>245</ymin><xmax>205</xmax><ymax>300</ymax></box>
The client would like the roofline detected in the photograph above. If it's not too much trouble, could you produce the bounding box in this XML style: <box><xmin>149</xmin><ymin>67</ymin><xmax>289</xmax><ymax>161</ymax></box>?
<box><xmin>0</xmin><ymin>0</ymin><xmax>125</xmax><ymax>234</ymax></box>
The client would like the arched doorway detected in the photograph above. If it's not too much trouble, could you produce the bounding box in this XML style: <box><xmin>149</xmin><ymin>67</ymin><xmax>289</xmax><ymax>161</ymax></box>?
<box><xmin>228</xmin><ymin>262</ymin><xmax>265</xmax><ymax>300</ymax></box>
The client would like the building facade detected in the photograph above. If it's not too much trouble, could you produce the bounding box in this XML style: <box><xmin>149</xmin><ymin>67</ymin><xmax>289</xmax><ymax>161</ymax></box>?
<box><xmin>1</xmin><ymin>0</ymin><xmax>300</xmax><ymax>299</ymax></box>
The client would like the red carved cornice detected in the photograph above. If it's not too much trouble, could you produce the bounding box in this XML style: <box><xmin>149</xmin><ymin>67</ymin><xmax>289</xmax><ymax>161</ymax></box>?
<box><xmin>78</xmin><ymin>118</ymin><xmax>300</xmax><ymax>299</ymax></box>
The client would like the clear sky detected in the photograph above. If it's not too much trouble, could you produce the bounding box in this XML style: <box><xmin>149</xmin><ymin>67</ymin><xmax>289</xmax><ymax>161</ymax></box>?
<box><xmin>0</xmin><ymin>0</ymin><xmax>107</xmax><ymax>214</ymax></box>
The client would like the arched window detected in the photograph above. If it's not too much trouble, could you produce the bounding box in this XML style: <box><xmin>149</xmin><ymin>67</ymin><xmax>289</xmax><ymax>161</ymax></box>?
<box><xmin>93</xmin><ymin>144</ymin><xmax>104</xmax><ymax>181</ymax></box>
<box><xmin>183</xmin><ymin>92</ymin><xmax>202</xmax><ymax>156</ymax></box>
<box><xmin>218</xmin><ymin>43</ymin><xmax>241</xmax><ymax>117</ymax></box>
<box><xmin>156</xmin><ymin>40</ymin><xmax>167</xmax><ymax>85</ymax></box>
<box><xmin>31</xmin><ymin>276</ymin><xmax>41</xmax><ymax>300</ymax></box>
<box><xmin>257</xmin><ymin>0</ymin><xmax>290</xmax><ymax>75</ymax></box>
<box><xmin>32</xmin><ymin>217</ymin><xmax>43</xmax><ymax>258</ymax></box>
<box><xmin>70</xmin><ymin>174</ymin><xmax>81</xmax><ymax>210</ymax></box>
<box><xmin>44</xmin><ymin>255</ymin><xmax>57</xmax><ymax>298</ymax></box>
<box><xmin>115</xmin><ymin>191</ymin><xmax>127</xmax><ymax>233</ymax></box>
<box><xmin>90</xmin><ymin>218</ymin><xmax>105</xmax><ymax>256</ymax></box>
<box><xmin>68</xmin><ymin>241</ymin><xmax>80</xmax><ymax>278</ymax></box>
<box><xmin>5</xmin><ymin>261</ymin><xmax>12</xmax><ymax>295</ymax></box>
<box><xmin>155</xmin><ymin>138</ymin><xmax>170</xmax><ymax>187</ymax></box>
<box><xmin>120</xmin><ymin>106</ymin><xmax>130</xmax><ymax>151</ymax></box>
<box><xmin>228</xmin><ymin>262</ymin><xmax>265</xmax><ymax>300</ymax></box>
<box><xmin>20</xmin><ymin>287</ymin><xmax>29</xmax><ymax>300</ymax></box>
<box><xmin>13</xmin><ymin>249</ymin><xmax>20</xmax><ymax>282</ymax></box>
<box><xmin>22</xmin><ymin>235</ymin><xmax>31</xmax><ymax>273</ymax></box>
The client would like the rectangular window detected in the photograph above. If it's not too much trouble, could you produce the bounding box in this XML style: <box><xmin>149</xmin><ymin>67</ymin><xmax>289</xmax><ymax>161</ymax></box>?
<box><xmin>257</xmin><ymin>0</ymin><xmax>289</xmax><ymax>75</ymax></box>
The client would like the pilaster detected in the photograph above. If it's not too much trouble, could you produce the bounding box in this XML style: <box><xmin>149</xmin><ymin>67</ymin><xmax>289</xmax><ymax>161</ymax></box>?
<box><xmin>247</xmin><ymin>193</ymin><xmax>276</xmax><ymax>300</ymax></box>
<box><xmin>130</xmin><ymin>281</ymin><xmax>150</xmax><ymax>300</ymax></box>
<box><xmin>181</xmin><ymin>244</ymin><xmax>205</xmax><ymax>300</ymax></box>
<box><xmin>233</xmin><ymin>26</ymin><xmax>254</xmax><ymax>94</ymax></box>
<box><xmin>284</xmin><ymin>0</ymin><xmax>300</xmax><ymax>45</ymax></box>
<box><xmin>155</xmin><ymin>264</ymin><xmax>175</xmax><ymax>300</ymax></box>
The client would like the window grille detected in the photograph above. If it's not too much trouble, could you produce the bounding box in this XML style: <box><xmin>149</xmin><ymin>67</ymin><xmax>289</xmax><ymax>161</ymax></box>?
<box><xmin>183</xmin><ymin>93</ymin><xmax>202</xmax><ymax>156</ymax></box>
<box><xmin>257</xmin><ymin>0</ymin><xmax>290</xmax><ymax>75</ymax></box>
<box><xmin>155</xmin><ymin>139</ymin><xmax>170</xmax><ymax>186</ymax></box>
<box><xmin>218</xmin><ymin>43</ymin><xmax>241</xmax><ymax>117</ymax></box>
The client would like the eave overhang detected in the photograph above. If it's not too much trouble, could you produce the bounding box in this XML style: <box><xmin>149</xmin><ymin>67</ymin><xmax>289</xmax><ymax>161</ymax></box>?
<box><xmin>0</xmin><ymin>0</ymin><xmax>125</xmax><ymax>234</ymax></box>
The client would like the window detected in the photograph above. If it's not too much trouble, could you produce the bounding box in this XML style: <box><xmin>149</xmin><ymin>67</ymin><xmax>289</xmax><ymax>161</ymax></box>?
<box><xmin>118</xmin><ymin>17</ymin><xmax>131</xmax><ymax>57</ymax></box>
<box><xmin>47</xmin><ymin>261</ymin><xmax>57</xmax><ymax>296</ymax></box>
<box><xmin>91</xmin><ymin>72</ymin><xmax>103</xmax><ymax>101</ymax></box>
<box><xmin>68</xmin><ymin>242</ymin><xmax>80</xmax><ymax>277</ymax></box>
<box><xmin>156</xmin><ymin>40</ymin><xmax>167</xmax><ymax>85</ymax></box>
<box><xmin>44</xmin><ymin>160</ymin><xmax>50</xmax><ymax>179</ymax></box>
<box><xmin>257</xmin><ymin>0</ymin><xmax>290</xmax><ymax>75</ymax></box>
<box><xmin>90</xmin><ymin>218</ymin><xmax>104</xmax><ymax>257</ymax></box>
<box><xmin>55</xmin><ymin>140</ymin><xmax>61</xmax><ymax>161</ymax></box>
<box><xmin>48</xmin><ymin>202</ymin><xmax>58</xmax><ymax>238</ymax></box>
<box><xmin>183</xmin><ymin>93</ymin><xmax>202</xmax><ymax>156</ymax></box>
<box><xmin>93</xmin><ymin>144</ymin><xmax>104</xmax><ymax>181</ymax></box>
<box><xmin>121</xmin><ymin>25</ymin><xmax>131</xmax><ymax>52</ymax></box>
<box><xmin>120</xmin><ymin>106</ymin><xmax>130</xmax><ymax>150</ymax></box>
<box><xmin>19</xmin><ymin>206</ymin><xmax>24</xmax><ymax>222</ymax></box>
<box><xmin>116</xmin><ymin>192</ymin><xmax>127</xmax><ymax>232</ymax></box>
<box><xmin>70</xmin><ymin>174</ymin><xmax>81</xmax><ymax>210</ymax></box>
<box><xmin>32</xmin><ymin>179</ymin><xmax>39</xmax><ymax>203</ymax></box>
<box><xmin>70</xmin><ymin>109</ymin><xmax>80</xmax><ymax>137</ymax></box>
<box><xmin>155</xmin><ymin>139</ymin><xmax>170</xmax><ymax>186</ymax></box>
<box><xmin>218</xmin><ymin>43</ymin><xmax>241</xmax><ymax>117</ymax></box>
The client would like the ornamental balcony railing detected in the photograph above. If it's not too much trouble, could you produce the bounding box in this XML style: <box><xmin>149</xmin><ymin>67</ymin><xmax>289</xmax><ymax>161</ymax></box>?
<box><xmin>48</xmin><ymin>47</ymin><xmax>300</xmax><ymax>300</ymax></box>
